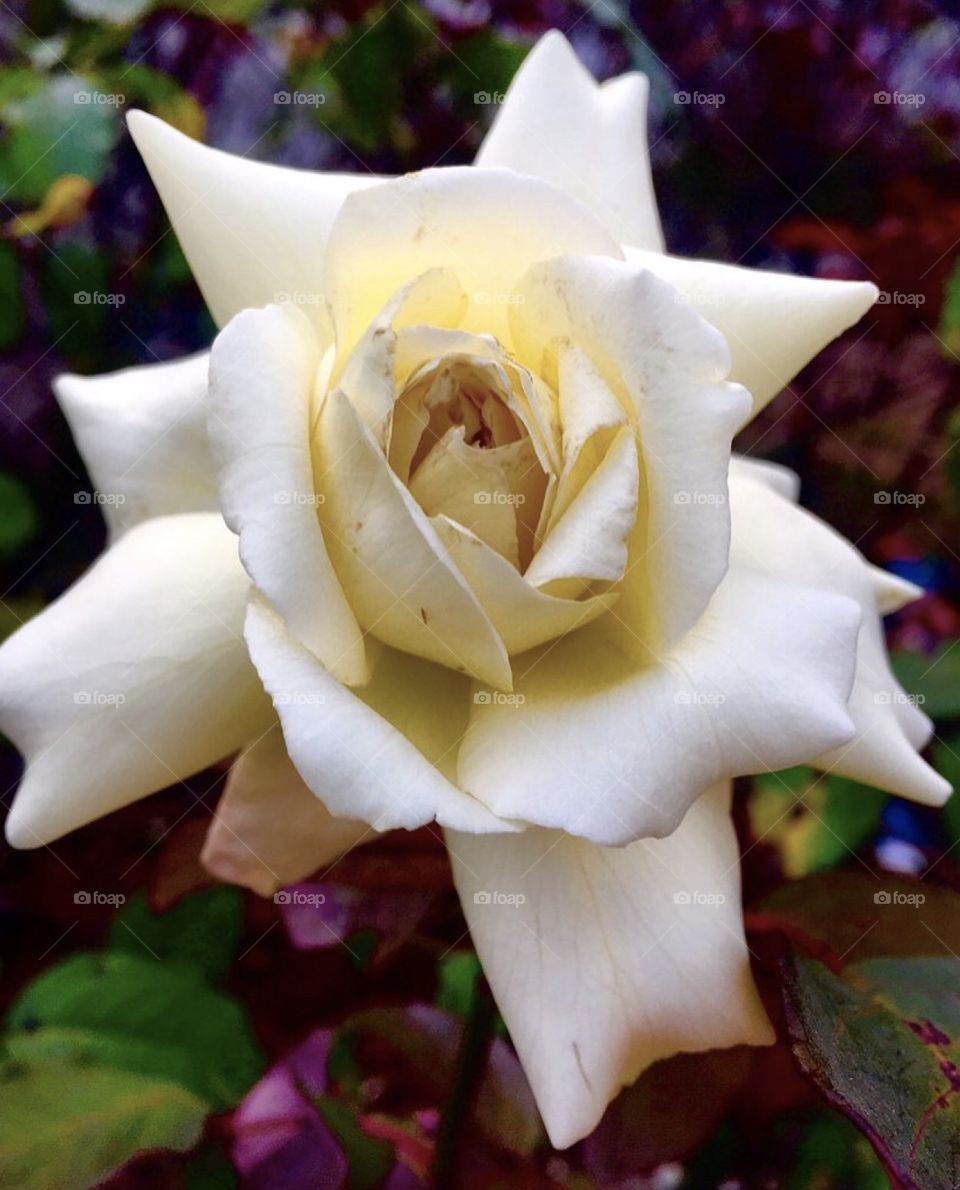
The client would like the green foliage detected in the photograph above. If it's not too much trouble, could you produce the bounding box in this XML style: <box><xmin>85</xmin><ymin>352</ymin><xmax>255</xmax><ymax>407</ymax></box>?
<box><xmin>749</xmin><ymin>766</ymin><xmax>887</xmax><ymax>876</ymax></box>
<box><xmin>0</xmin><ymin>244</ymin><xmax>25</xmax><ymax>350</ymax></box>
<box><xmin>937</xmin><ymin>256</ymin><xmax>960</xmax><ymax>359</ymax></box>
<box><xmin>0</xmin><ymin>1060</ymin><xmax>206</xmax><ymax>1190</ymax></box>
<box><xmin>435</xmin><ymin>950</ymin><xmax>483</xmax><ymax>1016</ymax></box>
<box><xmin>784</xmin><ymin>1111</ymin><xmax>890</xmax><ymax>1190</ymax></box>
<box><xmin>5</xmin><ymin>950</ymin><xmax>263</xmax><ymax>1108</ymax></box>
<box><xmin>0</xmin><ymin>471</ymin><xmax>40</xmax><ymax>559</ymax></box>
<box><xmin>0</xmin><ymin>74</ymin><xmax>120</xmax><ymax>204</ymax></box>
<box><xmin>786</xmin><ymin>953</ymin><xmax>960</xmax><ymax>1190</ymax></box>
<box><xmin>316</xmin><ymin>1097</ymin><xmax>394</xmax><ymax>1190</ymax></box>
<box><xmin>892</xmin><ymin>642</ymin><xmax>960</xmax><ymax>719</ymax></box>
<box><xmin>108</xmin><ymin>886</ymin><xmax>244</xmax><ymax>981</ymax></box>
<box><xmin>0</xmin><ymin>887</ymin><xmax>262</xmax><ymax>1186</ymax></box>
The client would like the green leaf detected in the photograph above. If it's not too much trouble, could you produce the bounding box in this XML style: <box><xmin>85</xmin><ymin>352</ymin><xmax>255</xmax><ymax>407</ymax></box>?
<box><xmin>784</xmin><ymin>1110</ymin><xmax>891</xmax><ymax>1190</ymax></box>
<box><xmin>39</xmin><ymin>240</ymin><xmax>115</xmax><ymax>367</ymax></box>
<box><xmin>435</xmin><ymin>951</ymin><xmax>482</xmax><ymax>1017</ymax></box>
<box><xmin>758</xmin><ymin>871</ymin><xmax>960</xmax><ymax>961</ymax></box>
<box><xmin>749</xmin><ymin>766</ymin><xmax>887</xmax><ymax>877</ymax></box>
<box><xmin>5</xmin><ymin>951</ymin><xmax>263</xmax><ymax>1110</ymax></box>
<box><xmin>891</xmin><ymin>642</ymin><xmax>960</xmax><ymax>720</ymax></box>
<box><xmin>168</xmin><ymin>0</ymin><xmax>264</xmax><ymax>21</ymax></box>
<box><xmin>108</xmin><ymin>887</ymin><xmax>244</xmax><ymax>982</ymax></box>
<box><xmin>933</xmin><ymin>737</ymin><xmax>960</xmax><ymax>846</ymax></box>
<box><xmin>0</xmin><ymin>1058</ymin><xmax>205</xmax><ymax>1190</ymax></box>
<box><xmin>937</xmin><ymin>257</ymin><xmax>960</xmax><ymax>360</ymax></box>
<box><xmin>785</xmin><ymin>953</ymin><xmax>960</xmax><ymax>1189</ymax></box>
<box><xmin>316</xmin><ymin>1097</ymin><xmax>393</xmax><ymax>1190</ymax></box>
<box><xmin>0</xmin><ymin>471</ymin><xmax>39</xmax><ymax>559</ymax></box>
<box><xmin>0</xmin><ymin>75</ymin><xmax>121</xmax><ymax>205</ymax></box>
<box><xmin>0</xmin><ymin>244</ymin><xmax>25</xmax><ymax>350</ymax></box>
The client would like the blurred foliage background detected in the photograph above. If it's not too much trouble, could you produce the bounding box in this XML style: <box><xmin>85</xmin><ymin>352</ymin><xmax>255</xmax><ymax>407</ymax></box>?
<box><xmin>1</xmin><ymin>0</ymin><xmax>960</xmax><ymax>1186</ymax></box>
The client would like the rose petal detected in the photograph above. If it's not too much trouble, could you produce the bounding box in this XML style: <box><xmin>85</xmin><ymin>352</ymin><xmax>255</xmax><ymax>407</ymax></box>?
<box><xmin>244</xmin><ymin>596</ymin><xmax>518</xmax><ymax>835</ymax></box>
<box><xmin>546</xmin><ymin>343</ymin><xmax>627</xmax><ymax>529</ymax></box>
<box><xmin>324</xmin><ymin>166</ymin><xmax>621</xmax><ymax>356</ymax></box>
<box><xmin>55</xmin><ymin>352</ymin><xmax>217</xmax><ymax>537</ymax></box>
<box><xmin>730</xmin><ymin>453</ymin><xmax>800</xmax><ymax>502</ymax></box>
<box><xmin>334</xmin><ymin>268</ymin><xmax>466</xmax><ymax>442</ymax></box>
<box><xmin>524</xmin><ymin>426</ymin><xmax>639</xmax><ymax>596</ymax></box>
<box><xmin>315</xmin><ymin>386</ymin><xmax>512</xmax><ymax>689</ymax></box>
<box><xmin>476</xmin><ymin>31</ymin><xmax>663</xmax><ymax>251</ymax></box>
<box><xmin>446</xmin><ymin>782</ymin><xmax>773</xmax><ymax>1149</ymax></box>
<box><xmin>126</xmin><ymin>110</ymin><xmax>380</xmax><ymax>329</ymax></box>
<box><xmin>208</xmin><ymin>302</ymin><xmax>369</xmax><ymax>686</ymax></box>
<box><xmin>202</xmin><ymin>726</ymin><xmax>373</xmax><ymax>897</ymax></box>
<box><xmin>626</xmin><ymin>247</ymin><xmax>878</xmax><ymax>422</ymax></box>
<box><xmin>431</xmin><ymin>516</ymin><xmax>616</xmax><ymax>655</ymax></box>
<box><xmin>512</xmin><ymin>254</ymin><xmax>752</xmax><ymax>649</ymax></box>
<box><xmin>728</xmin><ymin>466</ymin><xmax>950</xmax><ymax>805</ymax></box>
<box><xmin>0</xmin><ymin>513</ymin><xmax>271</xmax><ymax>847</ymax></box>
<box><xmin>457</xmin><ymin>566</ymin><xmax>860</xmax><ymax>845</ymax></box>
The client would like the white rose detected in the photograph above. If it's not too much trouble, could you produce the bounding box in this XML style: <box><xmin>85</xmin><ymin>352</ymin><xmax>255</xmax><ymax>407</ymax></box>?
<box><xmin>0</xmin><ymin>32</ymin><xmax>948</xmax><ymax>1149</ymax></box>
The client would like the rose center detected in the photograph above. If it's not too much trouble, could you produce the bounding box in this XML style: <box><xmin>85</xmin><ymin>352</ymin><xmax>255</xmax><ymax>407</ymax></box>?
<box><xmin>388</xmin><ymin>353</ymin><xmax>550</xmax><ymax>571</ymax></box>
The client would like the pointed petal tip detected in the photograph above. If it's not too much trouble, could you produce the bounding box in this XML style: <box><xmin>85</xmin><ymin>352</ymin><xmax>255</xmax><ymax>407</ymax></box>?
<box><xmin>4</xmin><ymin>807</ymin><xmax>43</xmax><ymax>850</ymax></box>
<box><xmin>869</xmin><ymin>565</ymin><xmax>926</xmax><ymax>614</ymax></box>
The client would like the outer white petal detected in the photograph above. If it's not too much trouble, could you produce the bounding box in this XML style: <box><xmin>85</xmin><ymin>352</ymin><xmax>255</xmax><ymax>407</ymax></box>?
<box><xmin>730</xmin><ymin>454</ymin><xmax>800</xmax><ymax>502</ymax></box>
<box><xmin>728</xmin><ymin>469</ymin><xmax>950</xmax><ymax>805</ymax></box>
<box><xmin>202</xmin><ymin>726</ymin><xmax>372</xmax><ymax>897</ymax></box>
<box><xmin>208</xmin><ymin>303</ymin><xmax>368</xmax><ymax>686</ymax></box>
<box><xmin>476</xmin><ymin>31</ymin><xmax>663</xmax><ymax>250</ymax></box>
<box><xmin>0</xmin><ymin>514</ymin><xmax>271</xmax><ymax>848</ymax></box>
<box><xmin>126</xmin><ymin>111</ymin><xmax>381</xmax><ymax>330</ymax></box>
<box><xmin>447</xmin><ymin>782</ymin><xmax>773</xmax><ymax>1149</ymax></box>
<box><xmin>626</xmin><ymin>247</ymin><xmax>878</xmax><ymax>421</ymax></box>
<box><xmin>512</xmin><ymin>254</ymin><xmax>752</xmax><ymax>649</ymax></box>
<box><xmin>244</xmin><ymin>597</ymin><xmax>517</xmax><ymax>835</ymax></box>
<box><xmin>324</xmin><ymin>166</ymin><xmax>621</xmax><ymax>356</ymax></box>
<box><xmin>315</xmin><ymin>386</ymin><xmax>512</xmax><ymax>689</ymax></box>
<box><xmin>55</xmin><ymin>352</ymin><xmax>217</xmax><ymax>537</ymax></box>
<box><xmin>457</xmin><ymin>566</ymin><xmax>860</xmax><ymax>845</ymax></box>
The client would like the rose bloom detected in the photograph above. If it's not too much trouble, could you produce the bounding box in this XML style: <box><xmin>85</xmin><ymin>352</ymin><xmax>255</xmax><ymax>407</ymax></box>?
<box><xmin>0</xmin><ymin>33</ymin><xmax>949</xmax><ymax>1148</ymax></box>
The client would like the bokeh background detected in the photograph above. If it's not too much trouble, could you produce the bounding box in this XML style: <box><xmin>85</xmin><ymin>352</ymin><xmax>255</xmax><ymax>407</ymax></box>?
<box><xmin>1</xmin><ymin>1</ymin><xmax>960</xmax><ymax>1186</ymax></box>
